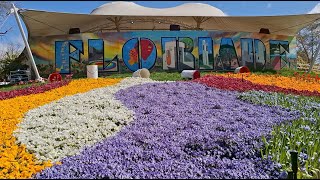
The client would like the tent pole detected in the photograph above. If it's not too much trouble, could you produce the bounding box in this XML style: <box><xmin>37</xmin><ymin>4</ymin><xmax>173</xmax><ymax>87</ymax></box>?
<box><xmin>11</xmin><ymin>3</ymin><xmax>42</xmax><ymax>81</ymax></box>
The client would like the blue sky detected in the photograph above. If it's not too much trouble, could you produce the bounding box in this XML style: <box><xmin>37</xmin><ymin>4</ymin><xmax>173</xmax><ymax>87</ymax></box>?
<box><xmin>0</xmin><ymin>1</ymin><xmax>319</xmax><ymax>55</ymax></box>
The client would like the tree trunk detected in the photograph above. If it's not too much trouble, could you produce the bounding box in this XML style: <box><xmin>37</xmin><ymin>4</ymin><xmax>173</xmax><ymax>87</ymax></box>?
<box><xmin>308</xmin><ymin>44</ymin><xmax>320</xmax><ymax>73</ymax></box>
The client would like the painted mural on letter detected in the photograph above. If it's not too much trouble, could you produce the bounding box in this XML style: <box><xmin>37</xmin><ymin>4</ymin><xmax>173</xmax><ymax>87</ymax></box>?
<box><xmin>28</xmin><ymin>30</ymin><xmax>297</xmax><ymax>76</ymax></box>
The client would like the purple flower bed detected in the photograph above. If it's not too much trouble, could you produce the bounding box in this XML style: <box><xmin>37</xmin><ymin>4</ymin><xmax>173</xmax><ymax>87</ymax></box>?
<box><xmin>35</xmin><ymin>82</ymin><xmax>300</xmax><ymax>179</ymax></box>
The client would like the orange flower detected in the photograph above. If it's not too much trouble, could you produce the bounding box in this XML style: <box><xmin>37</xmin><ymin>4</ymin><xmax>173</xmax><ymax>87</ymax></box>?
<box><xmin>215</xmin><ymin>73</ymin><xmax>320</xmax><ymax>93</ymax></box>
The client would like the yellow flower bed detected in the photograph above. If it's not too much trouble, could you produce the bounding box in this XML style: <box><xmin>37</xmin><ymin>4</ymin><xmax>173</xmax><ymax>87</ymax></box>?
<box><xmin>0</xmin><ymin>78</ymin><xmax>122</xmax><ymax>179</ymax></box>
<box><xmin>216</xmin><ymin>73</ymin><xmax>320</xmax><ymax>93</ymax></box>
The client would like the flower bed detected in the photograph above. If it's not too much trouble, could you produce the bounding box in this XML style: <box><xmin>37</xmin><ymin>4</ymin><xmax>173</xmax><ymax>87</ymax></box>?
<box><xmin>0</xmin><ymin>78</ymin><xmax>122</xmax><ymax>179</ymax></box>
<box><xmin>1</xmin><ymin>73</ymin><xmax>319</xmax><ymax>179</ymax></box>
<box><xmin>14</xmin><ymin>78</ymin><xmax>161</xmax><ymax>163</ymax></box>
<box><xmin>193</xmin><ymin>75</ymin><xmax>320</xmax><ymax>97</ymax></box>
<box><xmin>217</xmin><ymin>73</ymin><xmax>320</xmax><ymax>93</ymax></box>
<box><xmin>35</xmin><ymin>82</ymin><xmax>300</xmax><ymax>179</ymax></box>
<box><xmin>0</xmin><ymin>80</ymin><xmax>70</xmax><ymax>100</ymax></box>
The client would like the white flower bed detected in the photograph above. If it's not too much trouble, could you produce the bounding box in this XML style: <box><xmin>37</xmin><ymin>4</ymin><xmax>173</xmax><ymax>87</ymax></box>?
<box><xmin>14</xmin><ymin>77</ymin><xmax>161</xmax><ymax>163</ymax></box>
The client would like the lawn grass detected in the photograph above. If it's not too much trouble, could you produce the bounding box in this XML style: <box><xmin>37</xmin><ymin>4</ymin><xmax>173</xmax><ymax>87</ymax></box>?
<box><xmin>0</xmin><ymin>82</ymin><xmax>47</xmax><ymax>92</ymax></box>
<box><xmin>253</xmin><ymin>68</ymin><xmax>320</xmax><ymax>77</ymax></box>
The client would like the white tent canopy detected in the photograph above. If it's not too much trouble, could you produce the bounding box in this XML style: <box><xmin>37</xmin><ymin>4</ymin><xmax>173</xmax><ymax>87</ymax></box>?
<box><xmin>91</xmin><ymin>2</ymin><xmax>227</xmax><ymax>16</ymax></box>
<box><xmin>19</xmin><ymin>1</ymin><xmax>320</xmax><ymax>38</ymax></box>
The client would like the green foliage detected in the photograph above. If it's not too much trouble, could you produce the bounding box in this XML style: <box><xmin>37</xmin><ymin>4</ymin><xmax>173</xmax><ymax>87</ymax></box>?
<box><xmin>251</xmin><ymin>68</ymin><xmax>319</xmax><ymax>77</ymax></box>
<box><xmin>0</xmin><ymin>82</ymin><xmax>45</xmax><ymax>92</ymax></box>
<box><xmin>280</xmin><ymin>68</ymin><xmax>319</xmax><ymax>77</ymax></box>
<box><xmin>0</xmin><ymin>51</ymin><xmax>28</xmax><ymax>81</ymax></box>
<box><xmin>251</xmin><ymin>69</ymin><xmax>277</xmax><ymax>75</ymax></box>
<box><xmin>150</xmin><ymin>72</ymin><xmax>184</xmax><ymax>81</ymax></box>
<box><xmin>101</xmin><ymin>72</ymin><xmax>132</xmax><ymax>79</ymax></box>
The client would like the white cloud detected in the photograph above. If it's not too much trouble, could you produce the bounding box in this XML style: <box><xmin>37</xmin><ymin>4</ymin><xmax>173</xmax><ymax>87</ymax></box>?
<box><xmin>308</xmin><ymin>3</ymin><xmax>320</xmax><ymax>14</ymax></box>
<box><xmin>267</xmin><ymin>3</ymin><xmax>272</xmax><ymax>9</ymax></box>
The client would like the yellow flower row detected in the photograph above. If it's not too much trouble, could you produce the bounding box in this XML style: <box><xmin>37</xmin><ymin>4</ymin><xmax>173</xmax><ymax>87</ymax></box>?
<box><xmin>216</xmin><ymin>73</ymin><xmax>320</xmax><ymax>93</ymax></box>
<box><xmin>0</xmin><ymin>78</ymin><xmax>122</xmax><ymax>179</ymax></box>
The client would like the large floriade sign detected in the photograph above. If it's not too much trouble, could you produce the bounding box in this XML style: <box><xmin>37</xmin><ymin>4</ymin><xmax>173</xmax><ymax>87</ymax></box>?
<box><xmin>29</xmin><ymin>30</ymin><xmax>297</xmax><ymax>76</ymax></box>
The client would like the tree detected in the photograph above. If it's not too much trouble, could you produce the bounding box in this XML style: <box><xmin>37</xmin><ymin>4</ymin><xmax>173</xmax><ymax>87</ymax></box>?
<box><xmin>0</xmin><ymin>42</ymin><xmax>28</xmax><ymax>81</ymax></box>
<box><xmin>0</xmin><ymin>1</ymin><xmax>26</xmax><ymax>81</ymax></box>
<box><xmin>296</xmin><ymin>20</ymin><xmax>320</xmax><ymax>73</ymax></box>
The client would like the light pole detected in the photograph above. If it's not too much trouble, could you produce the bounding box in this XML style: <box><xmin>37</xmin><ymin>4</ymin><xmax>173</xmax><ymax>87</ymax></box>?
<box><xmin>11</xmin><ymin>3</ymin><xmax>42</xmax><ymax>81</ymax></box>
